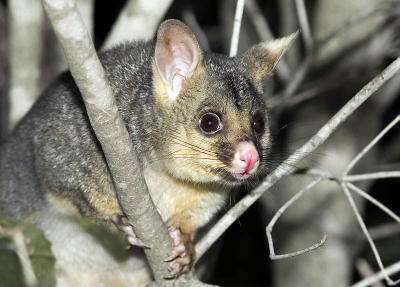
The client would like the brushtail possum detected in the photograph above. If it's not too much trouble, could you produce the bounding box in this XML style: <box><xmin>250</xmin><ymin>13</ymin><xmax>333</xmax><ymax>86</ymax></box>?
<box><xmin>0</xmin><ymin>20</ymin><xmax>294</xmax><ymax>285</ymax></box>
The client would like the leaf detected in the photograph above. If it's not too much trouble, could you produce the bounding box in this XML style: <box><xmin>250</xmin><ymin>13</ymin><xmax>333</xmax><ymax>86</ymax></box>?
<box><xmin>0</xmin><ymin>216</ymin><xmax>56</xmax><ymax>287</ymax></box>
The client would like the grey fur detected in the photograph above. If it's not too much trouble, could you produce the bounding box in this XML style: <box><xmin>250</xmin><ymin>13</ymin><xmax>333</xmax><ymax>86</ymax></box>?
<box><xmin>0</xmin><ymin>39</ymin><xmax>270</xmax><ymax>221</ymax></box>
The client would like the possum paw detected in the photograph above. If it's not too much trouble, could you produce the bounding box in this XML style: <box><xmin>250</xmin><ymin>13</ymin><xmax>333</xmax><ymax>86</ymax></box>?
<box><xmin>111</xmin><ymin>214</ymin><xmax>148</xmax><ymax>248</ymax></box>
<box><xmin>164</xmin><ymin>223</ymin><xmax>194</xmax><ymax>278</ymax></box>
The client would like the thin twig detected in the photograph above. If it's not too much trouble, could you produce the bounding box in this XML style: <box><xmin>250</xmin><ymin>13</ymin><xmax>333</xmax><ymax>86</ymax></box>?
<box><xmin>12</xmin><ymin>229</ymin><xmax>37</xmax><ymax>287</ymax></box>
<box><xmin>296</xmin><ymin>167</ymin><xmax>400</xmax><ymax>183</ymax></box>
<box><xmin>294</xmin><ymin>168</ymin><xmax>337</xmax><ymax>180</ymax></box>
<box><xmin>370</xmin><ymin>223</ymin><xmax>400</xmax><ymax>240</ymax></box>
<box><xmin>343</xmin><ymin>114</ymin><xmax>400</xmax><ymax>175</ymax></box>
<box><xmin>356</xmin><ymin>258</ymin><xmax>385</xmax><ymax>287</ymax></box>
<box><xmin>102</xmin><ymin>0</ymin><xmax>173</xmax><ymax>49</ymax></box>
<box><xmin>244</xmin><ymin>0</ymin><xmax>291</xmax><ymax>82</ymax></box>
<box><xmin>274</xmin><ymin>1</ymin><xmax>400</xmax><ymax>107</ymax></box>
<box><xmin>341</xmin><ymin>183</ymin><xmax>397</xmax><ymax>286</ymax></box>
<box><xmin>229</xmin><ymin>0</ymin><xmax>245</xmax><ymax>57</ymax></box>
<box><xmin>294</xmin><ymin>0</ymin><xmax>313</xmax><ymax>52</ymax></box>
<box><xmin>194</xmin><ymin>57</ymin><xmax>400</xmax><ymax>261</ymax></box>
<box><xmin>346</xmin><ymin>183</ymin><xmax>400</xmax><ymax>224</ymax></box>
<box><xmin>317</xmin><ymin>1</ymin><xmax>400</xmax><ymax>49</ymax></box>
<box><xmin>352</xmin><ymin>261</ymin><xmax>400</xmax><ymax>287</ymax></box>
<box><xmin>182</xmin><ymin>8</ymin><xmax>210</xmax><ymax>51</ymax></box>
<box><xmin>344</xmin><ymin>171</ymin><xmax>400</xmax><ymax>182</ymax></box>
<box><xmin>280</xmin><ymin>53</ymin><xmax>313</xmax><ymax>101</ymax></box>
<box><xmin>266</xmin><ymin>178</ymin><xmax>327</xmax><ymax>260</ymax></box>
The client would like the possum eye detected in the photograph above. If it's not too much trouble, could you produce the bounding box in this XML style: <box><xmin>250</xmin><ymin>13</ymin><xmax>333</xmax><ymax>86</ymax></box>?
<box><xmin>199</xmin><ymin>113</ymin><xmax>222</xmax><ymax>135</ymax></box>
<box><xmin>252</xmin><ymin>113</ymin><xmax>265</xmax><ymax>134</ymax></box>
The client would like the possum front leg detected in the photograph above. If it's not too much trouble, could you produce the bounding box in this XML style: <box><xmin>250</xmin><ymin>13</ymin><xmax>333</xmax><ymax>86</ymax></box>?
<box><xmin>164</xmin><ymin>223</ymin><xmax>194</xmax><ymax>277</ymax></box>
<box><xmin>112</xmin><ymin>215</ymin><xmax>194</xmax><ymax>277</ymax></box>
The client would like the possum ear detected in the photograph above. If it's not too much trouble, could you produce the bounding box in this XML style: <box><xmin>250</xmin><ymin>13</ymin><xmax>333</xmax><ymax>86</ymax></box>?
<box><xmin>154</xmin><ymin>19</ymin><xmax>202</xmax><ymax>101</ymax></box>
<box><xmin>241</xmin><ymin>32</ymin><xmax>298</xmax><ymax>89</ymax></box>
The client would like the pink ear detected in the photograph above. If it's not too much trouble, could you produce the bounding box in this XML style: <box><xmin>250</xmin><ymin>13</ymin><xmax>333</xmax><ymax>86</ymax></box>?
<box><xmin>155</xmin><ymin>20</ymin><xmax>202</xmax><ymax>100</ymax></box>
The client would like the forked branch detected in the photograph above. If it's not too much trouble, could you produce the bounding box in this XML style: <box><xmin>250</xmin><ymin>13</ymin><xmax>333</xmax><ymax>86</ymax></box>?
<box><xmin>266</xmin><ymin>179</ymin><xmax>327</xmax><ymax>260</ymax></box>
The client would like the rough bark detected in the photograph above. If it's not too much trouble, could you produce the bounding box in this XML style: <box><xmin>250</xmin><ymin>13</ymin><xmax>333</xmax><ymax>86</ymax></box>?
<box><xmin>41</xmin><ymin>0</ymin><xmax>94</xmax><ymax>92</ymax></box>
<box><xmin>42</xmin><ymin>0</ymin><xmax>173</xmax><ymax>284</ymax></box>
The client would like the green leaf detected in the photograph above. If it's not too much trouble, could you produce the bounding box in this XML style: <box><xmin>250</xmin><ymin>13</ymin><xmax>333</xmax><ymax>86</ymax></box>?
<box><xmin>0</xmin><ymin>216</ymin><xmax>56</xmax><ymax>287</ymax></box>
<box><xmin>0</xmin><ymin>237</ymin><xmax>24</xmax><ymax>287</ymax></box>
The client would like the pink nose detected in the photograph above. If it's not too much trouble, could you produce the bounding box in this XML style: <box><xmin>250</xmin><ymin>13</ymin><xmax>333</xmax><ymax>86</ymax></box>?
<box><xmin>232</xmin><ymin>142</ymin><xmax>260</xmax><ymax>176</ymax></box>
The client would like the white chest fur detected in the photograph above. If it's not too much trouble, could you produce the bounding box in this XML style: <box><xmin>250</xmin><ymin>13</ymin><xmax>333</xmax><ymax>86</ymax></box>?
<box><xmin>143</xmin><ymin>165</ymin><xmax>228</xmax><ymax>233</ymax></box>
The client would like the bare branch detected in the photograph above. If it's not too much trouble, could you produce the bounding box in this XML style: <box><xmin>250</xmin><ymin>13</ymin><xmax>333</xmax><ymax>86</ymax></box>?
<box><xmin>341</xmin><ymin>183</ymin><xmax>398</xmax><ymax>286</ymax></box>
<box><xmin>356</xmin><ymin>258</ymin><xmax>385</xmax><ymax>287</ymax></box>
<box><xmin>279</xmin><ymin>54</ymin><xmax>313</xmax><ymax>101</ymax></box>
<box><xmin>344</xmin><ymin>171</ymin><xmax>400</xmax><ymax>182</ymax></box>
<box><xmin>370</xmin><ymin>223</ymin><xmax>400</xmax><ymax>240</ymax></box>
<box><xmin>317</xmin><ymin>1</ymin><xmax>400</xmax><ymax>49</ymax></box>
<box><xmin>274</xmin><ymin>2</ymin><xmax>400</xmax><ymax>107</ymax></box>
<box><xmin>343</xmin><ymin>114</ymin><xmax>400</xmax><ymax>175</ymax></box>
<box><xmin>12</xmin><ymin>229</ymin><xmax>37</xmax><ymax>287</ymax></box>
<box><xmin>229</xmin><ymin>0</ymin><xmax>245</xmax><ymax>57</ymax></box>
<box><xmin>244</xmin><ymin>0</ymin><xmax>273</xmax><ymax>41</ymax></box>
<box><xmin>294</xmin><ymin>0</ymin><xmax>313</xmax><ymax>52</ymax></box>
<box><xmin>352</xmin><ymin>261</ymin><xmax>400</xmax><ymax>287</ymax></box>
<box><xmin>103</xmin><ymin>0</ymin><xmax>173</xmax><ymax>49</ymax></box>
<box><xmin>266</xmin><ymin>178</ymin><xmax>327</xmax><ymax>260</ymax></box>
<box><xmin>244</xmin><ymin>0</ymin><xmax>291</xmax><ymax>82</ymax></box>
<box><xmin>346</xmin><ymin>183</ymin><xmax>400</xmax><ymax>224</ymax></box>
<box><xmin>195</xmin><ymin>57</ymin><xmax>400</xmax><ymax>261</ymax></box>
<box><xmin>41</xmin><ymin>0</ymin><xmax>175</xmax><ymax>284</ymax></box>
<box><xmin>182</xmin><ymin>8</ymin><xmax>210</xmax><ymax>51</ymax></box>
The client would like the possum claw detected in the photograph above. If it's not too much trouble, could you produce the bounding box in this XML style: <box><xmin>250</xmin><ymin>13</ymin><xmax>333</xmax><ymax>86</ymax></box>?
<box><xmin>164</xmin><ymin>223</ymin><xmax>194</xmax><ymax>277</ymax></box>
<box><xmin>111</xmin><ymin>214</ymin><xmax>149</xmax><ymax>248</ymax></box>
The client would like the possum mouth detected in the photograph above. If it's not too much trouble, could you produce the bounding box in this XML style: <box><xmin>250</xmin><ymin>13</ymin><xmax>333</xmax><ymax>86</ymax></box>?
<box><xmin>213</xmin><ymin>167</ymin><xmax>262</xmax><ymax>185</ymax></box>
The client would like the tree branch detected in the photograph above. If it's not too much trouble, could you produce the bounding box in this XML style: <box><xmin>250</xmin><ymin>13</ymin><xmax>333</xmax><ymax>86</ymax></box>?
<box><xmin>12</xmin><ymin>229</ymin><xmax>37</xmax><ymax>287</ymax></box>
<box><xmin>266</xmin><ymin>178</ymin><xmax>327</xmax><ymax>260</ymax></box>
<box><xmin>294</xmin><ymin>0</ymin><xmax>313</xmax><ymax>52</ymax></box>
<box><xmin>182</xmin><ymin>8</ymin><xmax>210</xmax><ymax>51</ymax></box>
<box><xmin>352</xmin><ymin>261</ymin><xmax>400</xmax><ymax>287</ymax></box>
<box><xmin>42</xmin><ymin>0</ymin><xmax>175</xmax><ymax>284</ymax></box>
<box><xmin>102</xmin><ymin>0</ymin><xmax>173</xmax><ymax>49</ymax></box>
<box><xmin>244</xmin><ymin>0</ymin><xmax>291</xmax><ymax>83</ymax></box>
<box><xmin>344</xmin><ymin>171</ymin><xmax>400</xmax><ymax>182</ymax></box>
<box><xmin>341</xmin><ymin>183</ymin><xmax>399</xmax><ymax>286</ymax></box>
<box><xmin>316</xmin><ymin>1</ymin><xmax>400</xmax><ymax>49</ymax></box>
<box><xmin>356</xmin><ymin>258</ymin><xmax>385</xmax><ymax>287</ymax></box>
<box><xmin>346</xmin><ymin>183</ymin><xmax>400</xmax><ymax>224</ymax></box>
<box><xmin>229</xmin><ymin>0</ymin><xmax>245</xmax><ymax>57</ymax></box>
<box><xmin>343</xmin><ymin>114</ymin><xmax>400</xmax><ymax>175</ymax></box>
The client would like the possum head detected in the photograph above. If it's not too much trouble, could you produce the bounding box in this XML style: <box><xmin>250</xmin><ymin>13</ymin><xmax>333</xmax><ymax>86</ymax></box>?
<box><xmin>152</xmin><ymin>19</ymin><xmax>295</xmax><ymax>185</ymax></box>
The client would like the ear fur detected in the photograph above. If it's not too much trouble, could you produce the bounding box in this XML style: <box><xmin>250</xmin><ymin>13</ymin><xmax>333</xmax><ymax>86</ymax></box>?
<box><xmin>241</xmin><ymin>32</ymin><xmax>298</xmax><ymax>88</ymax></box>
<box><xmin>153</xmin><ymin>19</ymin><xmax>202</xmax><ymax>101</ymax></box>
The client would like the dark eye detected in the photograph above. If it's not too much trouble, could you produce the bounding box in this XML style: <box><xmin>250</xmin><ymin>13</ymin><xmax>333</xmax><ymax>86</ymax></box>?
<box><xmin>252</xmin><ymin>114</ymin><xmax>265</xmax><ymax>134</ymax></box>
<box><xmin>199</xmin><ymin>113</ymin><xmax>222</xmax><ymax>135</ymax></box>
